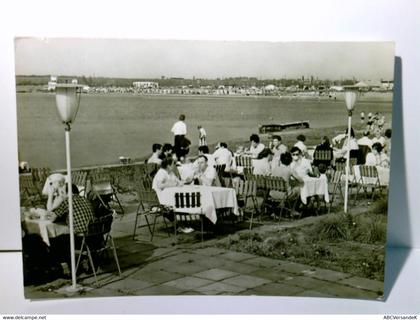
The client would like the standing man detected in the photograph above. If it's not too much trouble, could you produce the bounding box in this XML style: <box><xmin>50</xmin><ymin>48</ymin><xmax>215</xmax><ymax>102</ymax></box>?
<box><xmin>171</xmin><ymin>114</ymin><xmax>187</xmax><ymax>160</ymax></box>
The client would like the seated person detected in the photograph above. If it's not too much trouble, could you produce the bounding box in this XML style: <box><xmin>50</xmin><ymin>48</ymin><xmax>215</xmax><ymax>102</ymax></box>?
<box><xmin>371</xmin><ymin>128</ymin><xmax>386</xmax><ymax>147</ymax></box>
<box><xmin>270</xmin><ymin>135</ymin><xmax>288</xmax><ymax>168</ymax></box>
<box><xmin>333</xmin><ymin>127</ymin><xmax>359</xmax><ymax>159</ymax></box>
<box><xmin>213</xmin><ymin>142</ymin><xmax>233</xmax><ymax>172</ymax></box>
<box><xmin>147</xmin><ymin>143</ymin><xmax>163</xmax><ymax>165</ymax></box>
<box><xmin>365</xmin><ymin>143</ymin><xmax>390</xmax><ymax>168</ymax></box>
<box><xmin>313</xmin><ymin>136</ymin><xmax>334</xmax><ymax>167</ymax></box>
<box><xmin>290</xmin><ymin>146</ymin><xmax>316</xmax><ymax>183</ymax></box>
<box><xmin>357</xmin><ymin>130</ymin><xmax>373</xmax><ymax>149</ymax></box>
<box><xmin>159</xmin><ymin>143</ymin><xmax>175</xmax><ymax>161</ymax></box>
<box><xmin>247</xmin><ymin>134</ymin><xmax>265</xmax><ymax>158</ymax></box>
<box><xmin>271</xmin><ymin>151</ymin><xmax>293</xmax><ymax>181</ymax></box>
<box><xmin>294</xmin><ymin>134</ymin><xmax>308</xmax><ymax>157</ymax></box>
<box><xmin>252</xmin><ymin>148</ymin><xmax>272</xmax><ymax>176</ymax></box>
<box><xmin>197</xmin><ymin>145</ymin><xmax>215</xmax><ymax>168</ymax></box>
<box><xmin>152</xmin><ymin>157</ymin><xmax>183</xmax><ymax>195</ymax></box>
<box><xmin>47</xmin><ymin>180</ymin><xmax>94</xmax><ymax>235</ymax></box>
<box><xmin>193</xmin><ymin>155</ymin><xmax>217</xmax><ymax>186</ymax></box>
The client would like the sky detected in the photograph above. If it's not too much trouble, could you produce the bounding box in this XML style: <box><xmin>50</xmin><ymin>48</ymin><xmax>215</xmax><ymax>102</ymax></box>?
<box><xmin>14</xmin><ymin>38</ymin><xmax>395</xmax><ymax>80</ymax></box>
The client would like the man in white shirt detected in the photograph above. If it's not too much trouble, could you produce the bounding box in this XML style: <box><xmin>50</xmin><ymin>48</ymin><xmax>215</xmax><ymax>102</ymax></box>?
<box><xmin>171</xmin><ymin>114</ymin><xmax>187</xmax><ymax>160</ymax></box>
<box><xmin>248</xmin><ymin>134</ymin><xmax>265</xmax><ymax>159</ymax></box>
<box><xmin>357</xmin><ymin>130</ymin><xmax>373</xmax><ymax>149</ymax></box>
<box><xmin>213</xmin><ymin>142</ymin><xmax>233</xmax><ymax>172</ymax></box>
<box><xmin>270</xmin><ymin>135</ymin><xmax>288</xmax><ymax>167</ymax></box>
<box><xmin>147</xmin><ymin>143</ymin><xmax>163</xmax><ymax>165</ymax></box>
<box><xmin>193</xmin><ymin>155</ymin><xmax>217</xmax><ymax>186</ymax></box>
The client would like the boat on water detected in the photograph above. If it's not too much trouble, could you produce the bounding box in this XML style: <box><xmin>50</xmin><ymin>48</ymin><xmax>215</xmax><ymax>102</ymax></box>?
<box><xmin>258</xmin><ymin>120</ymin><xmax>310</xmax><ymax>134</ymax></box>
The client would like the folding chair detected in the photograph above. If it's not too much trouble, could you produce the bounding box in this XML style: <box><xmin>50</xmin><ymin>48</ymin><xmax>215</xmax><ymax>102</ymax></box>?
<box><xmin>235</xmin><ymin>155</ymin><xmax>253</xmax><ymax>178</ymax></box>
<box><xmin>173</xmin><ymin>191</ymin><xmax>205</xmax><ymax>243</ymax></box>
<box><xmin>265</xmin><ymin>176</ymin><xmax>298</xmax><ymax>221</ymax></box>
<box><xmin>75</xmin><ymin>214</ymin><xmax>121</xmax><ymax>285</ymax></box>
<box><xmin>232</xmin><ymin>178</ymin><xmax>259</xmax><ymax>229</ymax></box>
<box><xmin>71</xmin><ymin>170</ymin><xmax>88</xmax><ymax>197</ymax></box>
<box><xmin>354</xmin><ymin>165</ymin><xmax>383</xmax><ymax>202</ymax></box>
<box><xmin>214</xmin><ymin>164</ymin><xmax>228</xmax><ymax>187</ymax></box>
<box><xmin>313</xmin><ymin>149</ymin><xmax>333</xmax><ymax>168</ymax></box>
<box><xmin>19</xmin><ymin>174</ymin><xmax>44</xmax><ymax>207</ymax></box>
<box><xmin>31</xmin><ymin>167</ymin><xmax>51</xmax><ymax>195</ymax></box>
<box><xmin>328</xmin><ymin>170</ymin><xmax>344</xmax><ymax>213</ymax></box>
<box><xmin>89</xmin><ymin>171</ymin><xmax>125</xmax><ymax>217</ymax></box>
<box><xmin>133</xmin><ymin>187</ymin><xmax>171</xmax><ymax>241</ymax></box>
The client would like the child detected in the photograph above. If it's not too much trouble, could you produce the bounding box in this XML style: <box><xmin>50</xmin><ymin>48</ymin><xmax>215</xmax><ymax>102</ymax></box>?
<box><xmin>197</xmin><ymin>125</ymin><xmax>207</xmax><ymax>146</ymax></box>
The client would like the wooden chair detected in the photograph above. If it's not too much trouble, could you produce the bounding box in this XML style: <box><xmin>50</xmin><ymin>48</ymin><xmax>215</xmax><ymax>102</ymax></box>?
<box><xmin>313</xmin><ymin>149</ymin><xmax>333</xmax><ymax>168</ymax></box>
<box><xmin>75</xmin><ymin>214</ymin><xmax>121</xmax><ymax>285</ymax></box>
<box><xmin>173</xmin><ymin>191</ymin><xmax>204</xmax><ymax>243</ymax></box>
<box><xmin>265</xmin><ymin>176</ymin><xmax>298</xmax><ymax>221</ymax></box>
<box><xmin>214</xmin><ymin>164</ymin><xmax>228</xmax><ymax>187</ymax></box>
<box><xmin>328</xmin><ymin>170</ymin><xmax>344</xmax><ymax>213</ymax></box>
<box><xmin>19</xmin><ymin>174</ymin><xmax>44</xmax><ymax>207</ymax></box>
<box><xmin>232</xmin><ymin>179</ymin><xmax>259</xmax><ymax>229</ymax></box>
<box><xmin>31</xmin><ymin>167</ymin><xmax>51</xmax><ymax>194</ymax></box>
<box><xmin>133</xmin><ymin>187</ymin><xmax>171</xmax><ymax>241</ymax></box>
<box><xmin>71</xmin><ymin>170</ymin><xmax>88</xmax><ymax>197</ymax></box>
<box><xmin>89</xmin><ymin>171</ymin><xmax>125</xmax><ymax>217</ymax></box>
<box><xmin>354</xmin><ymin>165</ymin><xmax>384</xmax><ymax>202</ymax></box>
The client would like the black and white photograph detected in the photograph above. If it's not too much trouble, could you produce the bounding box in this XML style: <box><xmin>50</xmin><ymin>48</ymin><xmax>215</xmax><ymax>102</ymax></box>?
<box><xmin>15</xmin><ymin>39</ymin><xmax>394</xmax><ymax>300</ymax></box>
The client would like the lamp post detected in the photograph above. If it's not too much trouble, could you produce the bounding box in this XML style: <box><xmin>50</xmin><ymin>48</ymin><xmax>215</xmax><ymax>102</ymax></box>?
<box><xmin>343</xmin><ymin>91</ymin><xmax>357</xmax><ymax>213</ymax></box>
<box><xmin>54</xmin><ymin>83</ymin><xmax>83</xmax><ymax>291</ymax></box>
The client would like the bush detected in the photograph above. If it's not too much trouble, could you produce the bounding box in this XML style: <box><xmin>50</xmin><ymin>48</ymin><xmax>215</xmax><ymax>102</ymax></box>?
<box><xmin>310</xmin><ymin>213</ymin><xmax>355</xmax><ymax>242</ymax></box>
<box><xmin>353</xmin><ymin>214</ymin><xmax>387</xmax><ymax>244</ymax></box>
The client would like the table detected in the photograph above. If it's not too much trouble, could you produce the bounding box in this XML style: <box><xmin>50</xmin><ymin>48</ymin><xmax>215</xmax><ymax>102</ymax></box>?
<box><xmin>353</xmin><ymin>165</ymin><xmax>390</xmax><ymax>186</ymax></box>
<box><xmin>22</xmin><ymin>211</ymin><xmax>69</xmax><ymax>246</ymax></box>
<box><xmin>157</xmin><ymin>185</ymin><xmax>239</xmax><ymax>224</ymax></box>
<box><xmin>300</xmin><ymin>175</ymin><xmax>330</xmax><ymax>205</ymax></box>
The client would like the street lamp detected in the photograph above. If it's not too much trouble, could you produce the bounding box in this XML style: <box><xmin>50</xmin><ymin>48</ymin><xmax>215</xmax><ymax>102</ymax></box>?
<box><xmin>343</xmin><ymin>90</ymin><xmax>357</xmax><ymax>213</ymax></box>
<box><xmin>54</xmin><ymin>83</ymin><xmax>83</xmax><ymax>291</ymax></box>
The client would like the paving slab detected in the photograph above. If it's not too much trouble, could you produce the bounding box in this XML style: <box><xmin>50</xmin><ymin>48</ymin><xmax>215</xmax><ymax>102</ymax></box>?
<box><xmin>102</xmin><ymin>278</ymin><xmax>154</xmax><ymax>294</ymax></box>
<box><xmin>295</xmin><ymin>290</ymin><xmax>336</xmax><ymax>298</ymax></box>
<box><xmin>306</xmin><ymin>267</ymin><xmax>352</xmax><ymax>282</ymax></box>
<box><xmin>191</xmin><ymin>247</ymin><xmax>229</xmax><ymax>257</ymax></box>
<box><xmin>194</xmin><ymin>256</ymin><xmax>229</xmax><ymax>269</ymax></box>
<box><xmin>243</xmin><ymin>256</ymin><xmax>286</xmax><ymax>268</ymax></box>
<box><xmin>247</xmin><ymin>282</ymin><xmax>305</xmax><ymax>296</ymax></box>
<box><xmin>159</xmin><ymin>262</ymin><xmax>209</xmax><ymax>275</ymax></box>
<box><xmin>80</xmin><ymin>287</ymin><xmax>128</xmax><ymax>298</ymax></box>
<box><xmin>131</xmin><ymin>269</ymin><xmax>184</xmax><ymax>284</ymax></box>
<box><xmin>195</xmin><ymin>282</ymin><xmax>246</xmax><ymax>295</ymax></box>
<box><xmin>276</xmin><ymin>262</ymin><xmax>317</xmax><ymax>275</ymax></box>
<box><xmin>338</xmin><ymin>276</ymin><xmax>384</xmax><ymax>293</ymax></box>
<box><xmin>248</xmin><ymin>268</ymin><xmax>291</xmax><ymax>282</ymax></box>
<box><xmin>222</xmin><ymin>274</ymin><xmax>271</xmax><ymax>289</ymax></box>
<box><xmin>163</xmin><ymin>276</ymin><xmax>214</xmax><ymax>291</ymax></box>
<box><xmin>135</xmin><ymin>284</ymin><xmax>187</xmax><ymax>295</ymax></box>
<box><xmin>280</xmin><ymin>275</ymin><xmax>331</xmax><ymax>290</ymax></box>
<box><xmin>317</xmin><ymin>283</ymin><xmax>382</xmax><ymax>299</ymax></box>
<box><xmin>193</xmin><ymin>268</ymin><xmax>239</xmax><ymax>281</ymax></box>
<box><xmin>219</xmin><ymin>260</ymin><xmax>260</xmax><ymax>275</ymax></box>
<box><xmin>218</xmin><ymin>251</ymin><xmax>257</xmax><ymax>262</ymax></box>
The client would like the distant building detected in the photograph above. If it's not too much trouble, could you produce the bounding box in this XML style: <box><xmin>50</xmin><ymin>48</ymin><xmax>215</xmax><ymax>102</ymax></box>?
<box><xmin>133</xmin><ymin>81</ymin><xmax>159</xmax><ymax>89</ymax></box>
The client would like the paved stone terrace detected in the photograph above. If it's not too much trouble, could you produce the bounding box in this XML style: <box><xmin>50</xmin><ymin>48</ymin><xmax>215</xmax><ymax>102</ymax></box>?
<box><xmin>24</xmin><ymin>195</ymin><xmax>384</xmax><ymax>300</ymax></box>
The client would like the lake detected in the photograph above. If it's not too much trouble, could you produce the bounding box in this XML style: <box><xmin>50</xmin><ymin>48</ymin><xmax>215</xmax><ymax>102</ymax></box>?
<box><xmin>16</xmin><ymin>92</ymin><xmax>392</xmax><ymax>170</ymax></box>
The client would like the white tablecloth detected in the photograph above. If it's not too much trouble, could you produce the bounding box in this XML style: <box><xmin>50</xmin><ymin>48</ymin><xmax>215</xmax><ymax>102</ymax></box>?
<box><xmin>300</xmin><ymin>175</ymin><xmax>330</xmax><ymax>205</ymax></box>
<box><xmin>23</xmin><ymin>218</ymin><xmax>69</xmax><ymax>246</ymax></box>
<box><xmin>157</xmin><ymin>185</ymin><xmax>239</xmax><ymax>224</ymax></box>
<box><xmin>353</xmin><ymin>165</ymin><xmax>390</xmax><ymax>186</ymax></box>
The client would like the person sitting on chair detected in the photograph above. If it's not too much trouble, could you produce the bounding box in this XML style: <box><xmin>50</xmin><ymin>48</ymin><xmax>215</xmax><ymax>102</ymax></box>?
<box><xmin>152</xmin><ymin>157</ymin><xmax>183</xmax><ymax>195</ymax></box>
<box><xmin>193</xmin><ymin>155</ymin><xmax>217</xmax><ymax>186</ymax></box>
<box><xmin>290</xmin><ymin>147</ymin><xmax>316</xmax><ymax>183</ymax></box>
<box><xmin>47</xmin><ymin>180</ymin><xmax>94</xmax><ymax>235</ymax></box>
<box><xmin>271</xmin><ymin>151</ymin><xmax>293</xmax><ymax>181</ymax></box>
<box><xmin>253</xmin><ymin>148</ymin><xmax>272</xmax><ymax>176</ymax></box>
<box><xmin>147</xmin><ymin>143</ymin><xmax>163</xmax><ymax>165</ymax></box>
<box><xmin>294</xmin><ymin>134</ymin><xmax>308</xmax><ymax>158</ymax></box>
<box><xmin>270</xmin><ymin>135</ymin><xmax>288</xmax><ymax>168</ymax></box>
<box><xmin>213</xmin><ymin>142</ymin><xmax>233</xmax><ymax>172</ymax></box>
<box><xmin>365</xmin><ymin>142</ymin><xmax>390</xmax><ymax>168</ymax></box>
<box><xmin>247</xmin><ymin>134</ymin><xmax>265</xmax><ymax>159</ymax></box>
<box><xmin>313</xmin><ymin>136</ymin><xmax>334</xmax><ymax>167</ymax></box>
